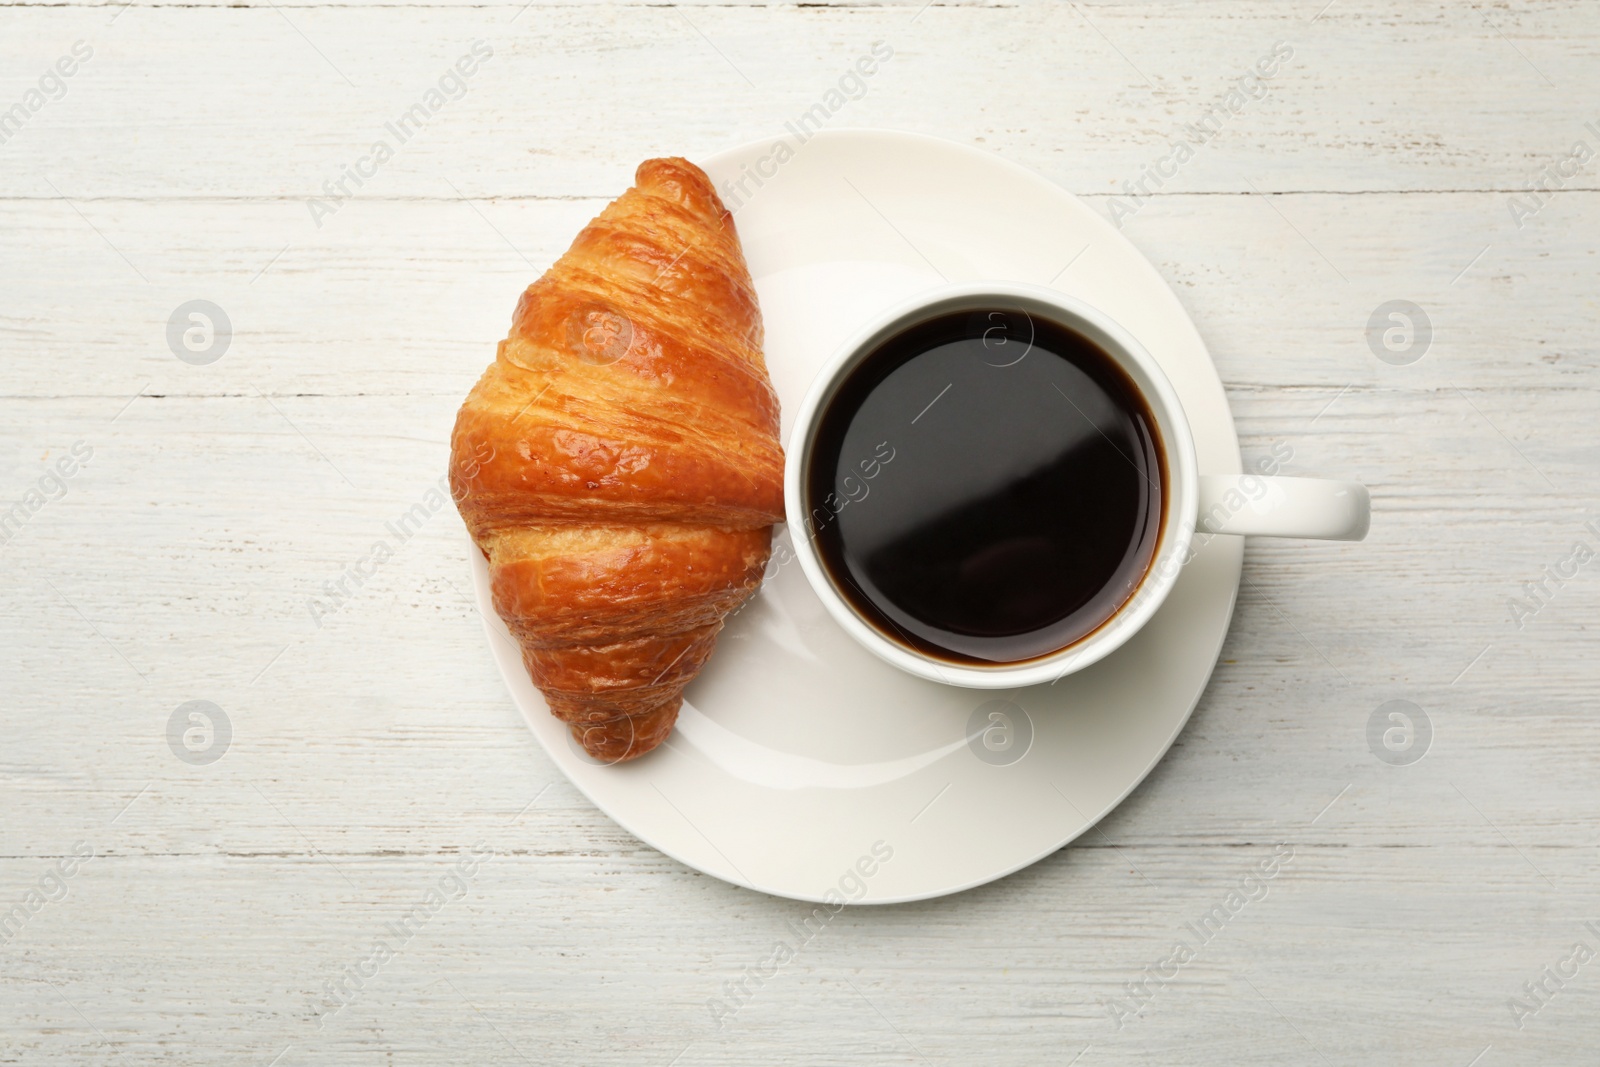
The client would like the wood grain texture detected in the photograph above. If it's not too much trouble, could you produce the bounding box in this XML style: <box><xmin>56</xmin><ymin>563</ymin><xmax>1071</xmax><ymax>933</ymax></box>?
<box><xmin>3</xmin><ymin>1</ymin><xmax>1599</xmax><ymax>1065</ymax></box>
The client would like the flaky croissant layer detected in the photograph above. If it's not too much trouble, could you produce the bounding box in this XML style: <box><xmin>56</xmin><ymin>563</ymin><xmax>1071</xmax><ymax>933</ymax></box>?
<box><xmin>450</xmin><ymin>157</ymin><xmax>784</xmax><ymax>762</ymax></box>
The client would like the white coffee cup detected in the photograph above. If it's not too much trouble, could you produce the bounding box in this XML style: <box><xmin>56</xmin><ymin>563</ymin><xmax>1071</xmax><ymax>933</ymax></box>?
<box><xmin>784</xmin><ymin>282</ymin><xmax>1369</xmax><ymax>689</ymax></box>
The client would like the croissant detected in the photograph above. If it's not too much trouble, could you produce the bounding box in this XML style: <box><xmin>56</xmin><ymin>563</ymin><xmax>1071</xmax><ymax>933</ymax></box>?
<box><xmin>449</xmin><ymin>158</ymin><xmax>785</xmax><ymax>763</ymax></box>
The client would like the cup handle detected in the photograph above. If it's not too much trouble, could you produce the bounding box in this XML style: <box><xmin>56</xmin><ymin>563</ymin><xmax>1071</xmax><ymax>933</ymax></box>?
<box><xmin>1196</xmin><ymin>475</ymin><xmax>1370</xmax><ymax>541</ymax></box>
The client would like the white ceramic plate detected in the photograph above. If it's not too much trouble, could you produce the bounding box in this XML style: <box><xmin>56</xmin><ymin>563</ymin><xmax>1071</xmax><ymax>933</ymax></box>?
<box><xmin>472</xmin><ymin>129</ymin><xmax>1243</xmax><ymax>904</ymax></box>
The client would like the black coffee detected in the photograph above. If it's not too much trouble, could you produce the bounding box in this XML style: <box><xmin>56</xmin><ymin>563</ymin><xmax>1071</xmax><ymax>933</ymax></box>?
<box><xmin>805</xmin><ymin>308</ymin><xmax>1164</xmax><ymax>665</ymax></box>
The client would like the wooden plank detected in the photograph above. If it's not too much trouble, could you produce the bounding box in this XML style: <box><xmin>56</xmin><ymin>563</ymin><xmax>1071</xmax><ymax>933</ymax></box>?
<box><xmin>0</xmin><ymin>1</ymin><xmax>1596</xmax><ymax>199</ymax></box>
<box><xmin>0</xmin><ymin>190</ymin><xmax>1594</xmax><ymax>397</ymax></box>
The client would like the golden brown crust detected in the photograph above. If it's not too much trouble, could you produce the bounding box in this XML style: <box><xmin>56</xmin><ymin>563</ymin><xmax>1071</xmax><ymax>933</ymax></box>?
<box><xmin>449</xmin><ymin>157</ymin><xmax>783</xmax><ymax>762</ymax></box>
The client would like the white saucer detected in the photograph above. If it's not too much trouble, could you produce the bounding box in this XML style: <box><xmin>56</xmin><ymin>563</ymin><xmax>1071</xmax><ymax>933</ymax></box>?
<box><xmin>471</xmin><ymin>129</ymin><xmax>1243</xmax><ymax>904</ymax></box>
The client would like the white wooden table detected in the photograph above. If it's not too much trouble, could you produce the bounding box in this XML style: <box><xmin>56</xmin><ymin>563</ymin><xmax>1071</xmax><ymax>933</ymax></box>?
<box><xmin>3</xmin><ymin>1</ymin><xmax>1598</xmax><ymax>1062</ymax></box>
